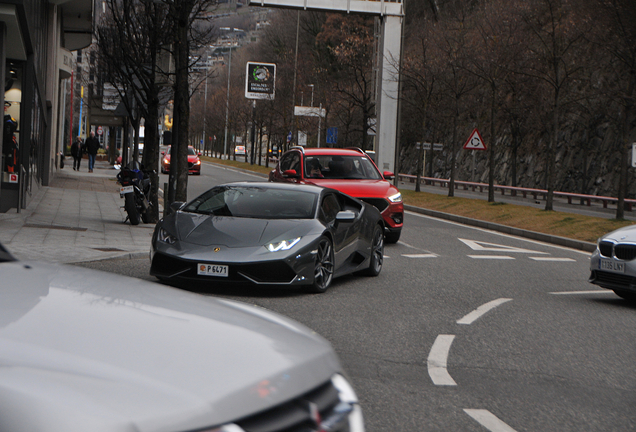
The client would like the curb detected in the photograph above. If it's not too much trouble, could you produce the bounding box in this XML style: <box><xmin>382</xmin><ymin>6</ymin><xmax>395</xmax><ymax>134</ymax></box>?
<box><xmin>404</xmin><ymin>204</ymin><xmax>596</xmax><ymax>253</ymax></box>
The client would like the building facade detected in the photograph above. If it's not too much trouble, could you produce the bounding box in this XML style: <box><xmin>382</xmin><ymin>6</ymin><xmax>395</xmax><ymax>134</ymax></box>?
<box><xmin>0</xmin><ymin>0</ymin><xmax>93</xmax><ymax>212</ymax></box>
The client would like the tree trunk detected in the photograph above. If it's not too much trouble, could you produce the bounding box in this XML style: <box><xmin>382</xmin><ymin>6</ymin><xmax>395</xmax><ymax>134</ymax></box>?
<box><xmin>511</xmin><ymin>125</ymin><xmax>518</xmax><ymax>189</ymax></box>
<box><xmin>545</xmin><ymin>91</ymin><xmax>558</xmax><ymax>211</ymax></box>
<box><xmin>488</xmin><ymin>83</ymin><xmax>496</xmax><ymax>203</ymax></box>
<box><xmin>615</xmin><ymin>69</ymin><xmax>635</xmax><ymax>219</ymax></box>
<box><xmin>142</xmin><ymin>95</ymin><xmax>160</xmax><ymax>223</ymax></box>
<box><xmin>448</xmin><ymin>100</ymin><xmax>458</xmax><ymax>197</ymax></box>
<box><xmin>174</xmin><ymin>4</ymin><xmax>191</xmax><ymax>203</ymax></box>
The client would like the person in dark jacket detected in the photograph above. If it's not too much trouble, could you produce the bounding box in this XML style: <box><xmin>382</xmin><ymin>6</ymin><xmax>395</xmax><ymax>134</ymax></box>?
<box><xmin>70</xmin><ymin>137</ymin><xmax>83</xmax><ymax>171</ymax></box>
<box><xmin>84</xmin><ymin>131</ymin><xmax>100</xmax><ymax>173</ymax></box>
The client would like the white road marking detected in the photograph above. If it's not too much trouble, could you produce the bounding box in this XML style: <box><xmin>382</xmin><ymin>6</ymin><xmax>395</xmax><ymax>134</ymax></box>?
<box><xmin>550</xmin><ymin>290</ymin><xmax>610</xmax><ymax>295</ymax></box>
<box><xmin>397</xmin><ymin>240</ymin><xmax>433</xmax><ymax>253</ymax></box>
<box><xmin>402</xmin><ymin>253</ymin><xmax>437</xmax><ymax>258</ymax></box>
<box><xmin>457</xmin><ymin>298</ymin><xmax>512</xmax><ymax>325</ymax></box>
<box><xmin>427</xmin><ymin>335</ymin><xmax>457</xmax><ymax>386</ymax></box>
<box><xmin>459</xmin><ymin>238</ymin><xmax>547</xmax><ymax>254</ymax></box>
<box><xmin>407</xmin><ymin>211</ymin><xmax>590</xmax><ymax>255</ymax></box>
<box><xmin>464</xmin><ymin>409</ymin><xmax>518</xmax><ymax>432</ymax></box>
<box><xmin>468</xmin><ymin>255</ymin><xmax>514</xmax><ymax>260</ymax></box>
<box><xmin>529</xmin><ymin>257</ymin><xmax>575</xmax><ymax>262</ymax></box>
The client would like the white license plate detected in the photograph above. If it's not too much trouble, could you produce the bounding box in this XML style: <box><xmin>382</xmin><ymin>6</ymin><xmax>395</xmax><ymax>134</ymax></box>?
<box><xmin>599</xmin><ymin>258</ymin><xmax>625</xmax><ymax>273</ymax></box>
<box><xmin>120</xmin><ymin>186</ymin><xmax>134</xmax><ymax>195</ymax></box>
<box><xmin>197</xmin><ymin>263</ymin><xmax>229</xmax><ymax>277</ymax></box>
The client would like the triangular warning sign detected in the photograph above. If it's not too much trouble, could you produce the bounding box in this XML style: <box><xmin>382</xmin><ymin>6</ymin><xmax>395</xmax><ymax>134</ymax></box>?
<box><xmin>463</xmin><ymin>128</ymin><xmax>486</xmax><ymax>151</ymax></box>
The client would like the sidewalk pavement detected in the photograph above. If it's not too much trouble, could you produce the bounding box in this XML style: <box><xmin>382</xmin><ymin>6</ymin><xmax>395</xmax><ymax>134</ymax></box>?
<box><xmin>0</xmin><ymin>160</ymin><xmax>154</xmax><ymax>264</ymax></box>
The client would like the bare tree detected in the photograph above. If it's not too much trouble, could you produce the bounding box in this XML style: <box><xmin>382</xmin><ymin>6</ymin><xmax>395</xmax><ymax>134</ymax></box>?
<box><xmin>520</xmin><ymin>0</ymin><xmax>585</xmax><ymax>211</ymax></box>
<box><xmin>316</xmin><ymin>14</ymin><xmax>376</xmax><ymax>150</ymax></box>
<box><xmin>161</xmin><ymin>0</ymin><xmax>216</xmax><ymax>205</ymax></box>
<box><xmin>465</xmin><ymin>1</ymin><xmax>523</xmax><ymax>202</ymax></box>
<box><xmin>431</xmin><ymin>11</ymin><xmax>478</xmax><ymax>197</ymax></box>
<box><xmin>583</xmin><ymin>0</ymin><xmax>636</xmax><ymax>219</ymax></box>
<box><xmin>401</xmin><ymin>19</ymin><xmax>439</xmax><ymax>191</ymax></box>
<box><xmin>96</xmin><ymin>0</ymin><xmax>172</xmax><ymax>223</ymax></box>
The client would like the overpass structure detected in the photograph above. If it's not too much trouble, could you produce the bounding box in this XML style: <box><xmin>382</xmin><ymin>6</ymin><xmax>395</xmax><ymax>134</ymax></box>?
<box><xmin>248</xmin><ymin>0</ymin><xmax>404</xmax><ymax>173</ymax></box>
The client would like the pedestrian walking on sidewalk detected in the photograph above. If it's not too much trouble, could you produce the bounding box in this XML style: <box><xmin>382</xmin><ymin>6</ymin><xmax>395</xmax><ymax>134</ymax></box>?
<box><xmin>71</xmin><ymin>137</ymin><xmax>83</xmax><ymax>171</ymax></box>
<box><xmin>84</xmin><ymin>131</ymin><xmax>100</xmax><ymax>173</ymax></box>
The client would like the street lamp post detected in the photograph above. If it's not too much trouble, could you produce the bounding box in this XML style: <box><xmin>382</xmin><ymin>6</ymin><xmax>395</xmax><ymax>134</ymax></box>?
<box><xmin>203</xmin><ymin>52</ymin><xmax>208</xmax><ymax>155</ymax></box>
<box><xmin>308</xmin><ymin>84</ymin><xmax>314</xmax><ymax>107</ymax></box>
<box><xmin>221</xmin><ymin>28</ymin><xmax>234</xmax><ymax>158</ymax></box>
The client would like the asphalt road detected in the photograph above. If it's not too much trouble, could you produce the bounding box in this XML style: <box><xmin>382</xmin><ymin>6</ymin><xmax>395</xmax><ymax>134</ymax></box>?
<box><xmin>78</xmin><ymin>161</ymin><xmax>636</xmax><ymax>432</ymax></box>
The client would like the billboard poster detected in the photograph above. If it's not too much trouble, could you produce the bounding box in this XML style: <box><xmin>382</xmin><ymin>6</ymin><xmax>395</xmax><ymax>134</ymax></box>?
<box><xmin>245</xmin><ymin>62</ymin><xmax>276</xmax><ymax>100</ymax></box>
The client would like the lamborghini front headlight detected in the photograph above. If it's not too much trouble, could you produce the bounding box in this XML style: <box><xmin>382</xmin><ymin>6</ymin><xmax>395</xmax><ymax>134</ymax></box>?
<box><xmin>265</xmin><ymin>237</ymin><xmax>301</xmax><ymax>252</ymax></box>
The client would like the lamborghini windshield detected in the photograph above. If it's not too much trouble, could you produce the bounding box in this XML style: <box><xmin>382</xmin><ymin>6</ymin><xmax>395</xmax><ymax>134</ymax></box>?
<box><xmin>183</xmin><ymin>186</ymin><xmax>317</xmax><ymax>219</ymax></box>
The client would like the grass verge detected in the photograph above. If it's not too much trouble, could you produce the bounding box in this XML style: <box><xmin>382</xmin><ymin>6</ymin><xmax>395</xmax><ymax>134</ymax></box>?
<box><xmin>203</xmin><ymin>156</ymin><xmax>632</xmax><ymax>244</ymax></box>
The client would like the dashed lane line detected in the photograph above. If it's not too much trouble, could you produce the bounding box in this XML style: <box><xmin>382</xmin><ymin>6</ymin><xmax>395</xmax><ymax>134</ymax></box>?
<box><xmin>468</xmin><ymin>255</ymin><xmax>514</xmax><ymax>260</ymax></box>
<box><xmin>464</xmin><ymin>409</ymin><xmax>518</xmax><ymax>432</ymax></box>
<box><xmin>529</xmin><ymin>257</ymin><xmax>575</xmax><ymax>262</ymax></box>
<box><xmin>550</xmin><ymin>290</ymin><xmax>611</xmax><ymax>295</ymax></box>
<box><xmin>457</xmin><ymin>298</ymin><xmax>513</xmax><ymax>325</ymax></box>
<box><xmin>402</xmin><ymin>253</ymin><xmax>438</xmax><ymax>258</ymax></box>
<box><xmin>427</xmin><ymin>335</ymin><xmax>457</xmax><ymax>386</ymax></box>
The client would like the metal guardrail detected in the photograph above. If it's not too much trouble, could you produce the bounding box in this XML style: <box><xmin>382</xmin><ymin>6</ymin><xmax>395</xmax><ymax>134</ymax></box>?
<box><xmin>398</xmin><ymin>174</ymin><xmax>636</xmax><ymax>211</ymax></box>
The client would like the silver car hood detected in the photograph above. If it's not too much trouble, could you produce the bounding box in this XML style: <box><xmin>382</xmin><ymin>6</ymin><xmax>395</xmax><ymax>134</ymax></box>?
<box><xmin>601</xmin><ymin>225</ymin><xmax>636</xmax><ymax>242</ymax></box>
<box><xmin>0</xmin><ymin>261</ymin><xmax>341</xmax><ymax>432</ymax></box>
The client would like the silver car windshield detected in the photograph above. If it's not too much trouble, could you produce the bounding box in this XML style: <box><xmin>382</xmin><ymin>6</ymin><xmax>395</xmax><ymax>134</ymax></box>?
<box><xmin>183</xmin><ymin>186</ymin><xmax>318</xmax><ymax>219</ymax></box>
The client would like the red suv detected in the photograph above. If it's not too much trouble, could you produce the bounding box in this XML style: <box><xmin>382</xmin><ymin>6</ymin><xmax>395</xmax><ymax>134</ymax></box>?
<box><xmin>269</xmin><ymin>147</ymin><xmax>403</xmax><ymax>243</ymax></box>
<box><xmin>161</xmin><ymin>145</ymin><xmax>202</xmax><ymax>175</ymax></box>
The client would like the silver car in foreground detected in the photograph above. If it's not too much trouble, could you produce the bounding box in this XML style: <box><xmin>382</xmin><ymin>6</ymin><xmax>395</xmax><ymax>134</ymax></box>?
<box><xmin>0</xmin><ymin>246</ymin><xmax>364</xmax><ymax>431</ymax></box>
<box><xmin>589</xmin><ymin>225</ymin><xmax>636</xmax><ymax>301</ymax></box>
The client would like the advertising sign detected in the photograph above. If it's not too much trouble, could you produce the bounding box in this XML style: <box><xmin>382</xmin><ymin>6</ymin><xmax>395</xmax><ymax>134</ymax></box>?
<box><xmin>245</xmin><ymin>62</ymin><xmax>276</xmax><ymax>100</ymax></box>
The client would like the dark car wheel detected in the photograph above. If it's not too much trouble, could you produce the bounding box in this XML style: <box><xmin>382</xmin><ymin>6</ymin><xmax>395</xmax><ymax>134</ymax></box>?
<box><xmin>310</xmin><ymin>236</ymin><xmax>334</xmax><ymax>293</ymax></box>
<box><xmin>613</xmin><ymin>289</ymin><xmax>636</xmax><ymax>302</ymax></box>
<box><xmin>385</xmin><ymin>230</ymin><xmax>401</xmax><ymax>244</ymax></box>
<box><xmin>363</xmin><ymin>225</ymin><xmax>384</xmax><ymax>276</ymax></box>
<box><xmin>124</xmin><ymin>194</ymin><xmax>141</xmax><ymax>225</ymax></box>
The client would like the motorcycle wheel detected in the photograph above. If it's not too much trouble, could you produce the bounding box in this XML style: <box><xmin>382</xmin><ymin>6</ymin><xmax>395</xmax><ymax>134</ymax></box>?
<box><xmin>124</xmin><ymin>193</ymin><xmax>141</xmax><ymax>225</ymax></box>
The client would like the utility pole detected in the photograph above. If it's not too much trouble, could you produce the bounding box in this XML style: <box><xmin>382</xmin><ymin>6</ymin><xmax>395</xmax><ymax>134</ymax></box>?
<box><xmin>223</xmin><ymin>44</ymin><xmax>232</xmax><ymax>158</ymax></box>
<box><xmin>250</xmin><ymin>100</ymin><xmax>256</xmax><ymax>164</ymax></box>
<box><xmin>203</xmin><ymin>51</ymin><xmax>208</xmax><ymax>155</ymax></box>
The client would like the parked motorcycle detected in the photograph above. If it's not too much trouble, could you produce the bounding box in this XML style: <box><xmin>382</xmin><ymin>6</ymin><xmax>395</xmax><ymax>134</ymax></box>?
<box><xmin>116</xmin><ymin>163</ymin><xmax>153</xmax><ymax>225</ymax></box>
